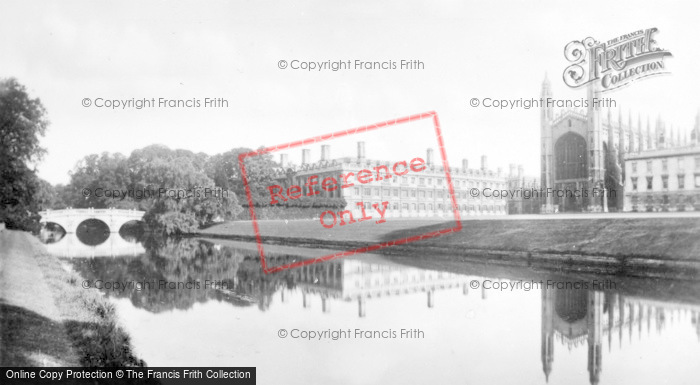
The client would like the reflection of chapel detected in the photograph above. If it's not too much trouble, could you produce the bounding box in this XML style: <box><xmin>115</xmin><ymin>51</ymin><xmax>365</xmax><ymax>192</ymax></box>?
<box><xmin>540</xmin><ymin>287</ymin><xmax>698</xmax><ymax>385</ymax></box>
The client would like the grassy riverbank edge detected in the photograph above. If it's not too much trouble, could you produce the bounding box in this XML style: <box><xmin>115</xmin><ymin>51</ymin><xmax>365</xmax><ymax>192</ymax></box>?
<box><xmin>193</xmin><ymin>216</ymin><xmax>700</xmax><ymax>280</ymax></box>
<box><xmin>0</xmin><ymin>230</ymin><xmax>145</xmax><ymax>367</ymax></box>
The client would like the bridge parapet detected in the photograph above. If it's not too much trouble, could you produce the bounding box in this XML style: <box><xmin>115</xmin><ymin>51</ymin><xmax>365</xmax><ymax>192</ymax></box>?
<box><xmin>39</xmin><ymin>208</ymin><xmax>146</xmax><ymax>233</ymax></box>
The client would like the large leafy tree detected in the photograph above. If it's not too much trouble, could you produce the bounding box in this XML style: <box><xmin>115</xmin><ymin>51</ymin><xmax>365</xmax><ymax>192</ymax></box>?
<box><xmin>127</xmin><ymin>145</ymin><xmax>242</xmax><ymax>234</ymax></box>
<box><xmin>69</xmin><ymin>152</ymin><xmax>135</xmax><ymax>209</ymax></box>
<box><xmin>205</xmin><ymin>147</ymin><xmax>278</xmax><ymax>206</ymax></box>
<box><xmin>0</xmin><ymin>78</ymin><xmax>49</xmax><ymax>231</ymax></box>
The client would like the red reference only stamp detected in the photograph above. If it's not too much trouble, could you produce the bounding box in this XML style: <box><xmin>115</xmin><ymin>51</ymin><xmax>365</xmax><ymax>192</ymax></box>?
<box><xmin>239</xmin><ymin>111</ymin><xmax>462</xmax><ymax>274</ymax></box>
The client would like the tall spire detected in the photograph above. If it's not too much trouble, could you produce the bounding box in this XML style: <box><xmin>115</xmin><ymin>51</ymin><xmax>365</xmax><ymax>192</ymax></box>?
<box><xmin>656</xmin><ymin>115</ymin><xmax>665</xmax><ymax>148</ymax></box>
<box><xmin>696</xmin><ymin>108</ymin><xmax>700</xmax><ymax>143</ymax></box>
<box><xmin>693</xmin><ymin>108</ymin><xmax>700</xmax><ymax>144</ymax></box>
<box><xmin>608</xmin><ymin>108</ymin><xmax>615</xmax><ymax>149</ymax></box>
<box><xmin>647</xmin><ymin>117</ymin><xmax>653</xmax><ymax>149</ymax></box>
<box><xmin>628</xmin><ymin>110</ymin><xmax>635</xmax><ymax>153</ymax></box>
<box><xmin>670</xmin><ymin>125</ymin><xmax>675</xmax><ymax>147</ymax></box>
<box><xmin>619</xmin><ymin>109</ymin><xmax>626</xmax><ymax>163</ymax></box>
<box><xmin>618</xmin><ymin>108</ymin><xmax>624</xmax><ymax>130</ymax></box>
<box><xmin>541</xmin><ymin>73</ymin><xmax>553</xmax><ymax>123</ymax></box>
<box><xmin>638</xmin><ymin>113</ymin><xmax>643</xmax><ymax>151</ymax></box>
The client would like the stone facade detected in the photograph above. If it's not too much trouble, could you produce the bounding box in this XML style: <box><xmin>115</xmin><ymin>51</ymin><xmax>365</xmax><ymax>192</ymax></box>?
<box><xmin>273</xmin><ymin>144</ymin><xmax>508</xmax><ymax>218</ymax></box>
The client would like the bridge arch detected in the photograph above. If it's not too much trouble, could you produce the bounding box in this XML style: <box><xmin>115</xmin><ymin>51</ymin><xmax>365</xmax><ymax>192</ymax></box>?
<box><xmin>39</xmin><ymin>208</ymin><xmax>146</xmax><ymax>233</ymax></box>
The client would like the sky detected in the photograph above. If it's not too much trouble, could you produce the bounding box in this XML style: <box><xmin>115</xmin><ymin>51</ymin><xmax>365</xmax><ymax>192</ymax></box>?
<box><xmin>1</xmin><ymin>0</ymin><xmax>699</xmax><ymax>185</ymax></box>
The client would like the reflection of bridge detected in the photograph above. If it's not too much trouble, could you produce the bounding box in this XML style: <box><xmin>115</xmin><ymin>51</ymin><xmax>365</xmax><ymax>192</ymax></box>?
<box><xmin>39</xmin><ymin>208</ymin><xmax>145</xmax><ymax>233</ymax></box>
<box><xmin>43</xmin><ymin>232</ymin><xmax>146</xmax><ymax>258</ymax></box>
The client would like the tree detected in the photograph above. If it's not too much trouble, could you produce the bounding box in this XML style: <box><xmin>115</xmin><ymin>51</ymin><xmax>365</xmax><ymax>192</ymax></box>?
<box><xmin>69</xmin><ymin>152</ymin><xmax>135</xmax><ymax>209</ymax></box>
<box><xmin>205</xmin><ymin>147</ymin><xmax>279</xmax><ymax>207</ymax></box>
<box><xmin>127</xmin><ymin>145</ymin><xmax>242</xmax><ymax>234</ymax></box>
<box><xmin>0</xmin><ymin>78</ymin><xmax>49</xmax><ymax>231</ymax></box>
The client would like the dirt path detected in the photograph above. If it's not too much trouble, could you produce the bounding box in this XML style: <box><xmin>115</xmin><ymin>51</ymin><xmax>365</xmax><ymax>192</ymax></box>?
<box><xmin>0</xmin><ymin>229</ymin><xmax>79</xmax><ymax>366</ymax></box>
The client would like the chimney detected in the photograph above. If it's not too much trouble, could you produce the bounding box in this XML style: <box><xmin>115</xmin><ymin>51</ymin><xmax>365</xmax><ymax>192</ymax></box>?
<box><xmin>481</xmin><ymin>155</ymin><xmax>488</xmax><ymax>171</ymax></box>
<box><xmin>509</xmin><ymin>163</ymin><xmax>517</xmax><ymax>177</ymax></box>
<box><xmin>426</xmin><ymin>148</ymin><xmax>434</xmax><ymax>166</ymax></box>
<box><xmin>497</xmin><ymin>167</ymin><xmax>502</xmax><ymax>175</ymax></box>
<box><xmin>357</xmin><ymin>141</ymin><xmax>366</xmax><ymax>160</ymax></box>
<box><xmin>302</xmin><ymin>149</ymin><xmax>311</xmax><ymax>165</ymax></box>
<box><xmin>518</xmin><ymin>165</ymin><xmax>524</xmax><ymax>179</ymax></box>
<box><xmin>280</xmin><ymin>153</ymin><xmax>289</xmax><ymax>167</ymax></box>
<box><xmin>462</xmin><ymin>159</ymin><xmax>469</xmax><ymax>171</ymax></box>
<box><xmin>321</xmin><ymin>145</ymin><xmax>331</xmax><ymax>161</ymax></box>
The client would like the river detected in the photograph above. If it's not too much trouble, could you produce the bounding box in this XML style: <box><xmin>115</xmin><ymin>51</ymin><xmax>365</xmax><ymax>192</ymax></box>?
<box><xmin>44</xmin><ymin>232</ymin><xmax>700</xmax><ymax>385</ymax></box>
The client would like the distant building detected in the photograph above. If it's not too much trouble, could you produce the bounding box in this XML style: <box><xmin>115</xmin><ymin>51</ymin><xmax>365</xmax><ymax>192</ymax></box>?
<box><xmin>624</xmin><ymin>144</ymin><xmax>700</xmax><ymax>212</ymax></box>
<box><xmin>540</xmin><ymin>74</ymin><xmax>700</xmax><ymax>213</ymax></box>
<box><xmin>506</xmin><ymin>163</ymin><xmax>540</xmax><ymax>214</ymax></box>
<box><xmin>273</xmin><ymin>142</ymin><xmax>508</xmax><ymax>218</ymax></box>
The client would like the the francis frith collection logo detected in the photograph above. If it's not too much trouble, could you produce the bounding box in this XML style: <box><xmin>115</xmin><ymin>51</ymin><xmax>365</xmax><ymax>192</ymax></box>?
<box><xmin>563</xmin><ymin>28</ymin><xmax>672</xmax><ymax>91</ymax></box>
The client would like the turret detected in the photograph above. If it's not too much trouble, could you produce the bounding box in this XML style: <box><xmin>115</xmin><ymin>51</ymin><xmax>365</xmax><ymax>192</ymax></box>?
<box><xmin>541</xmin><ymin>73</ymin><xmax>553</xmax><ymax>122</ymax></box>
<box><xmin>586</xmin><ymin>80</ymin><xmax>604</xmax><ymax>212</ymax></box>
<box><xmin>607</xmin><ymin>108</ymin><xmax>615</xmax><ymax>154</ymax></box>
<box><xmin>656</xmin><ymin>115</ymin><xmax>665</xmax><ymax>148</ymax></box>
<box><xmin>669</xmin><ymin>126</ymin><xmax>675</xmax><ymax>148</ymax></box>
<box><xmin>637</xmin><ymin>114</ymin><xmax>644</xmax><ymax>151</ymax></box>
<box><xmin>618</xmin><ymin>109</ymin><xmax>626</xmax><ymax>164</ymax></box>
<box><xmin>694</xmin><ymin>108</ymin><xmax>700</xmax><ymax>144</ymax></box>
<box><xmin>628</xmin><ymin>110</ymin><xmax>635</xmax><ymax>153</ymax></box>
<box><xmin>541</xmin><ymin>74</ymin><xmax>555</xmax><ymax>212</ymax></box>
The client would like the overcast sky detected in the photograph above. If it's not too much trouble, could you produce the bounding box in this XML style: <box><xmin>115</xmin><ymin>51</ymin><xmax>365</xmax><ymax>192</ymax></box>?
<box><xmin>2</xmin><ymin>0</ymin><xmax>699</xmax><ymax>185</ymax></box>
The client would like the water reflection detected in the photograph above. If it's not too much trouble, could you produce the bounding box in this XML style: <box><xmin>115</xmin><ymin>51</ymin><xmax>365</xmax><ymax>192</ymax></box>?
<box><xmin>542</xmin><ymin>288</ymin><xmax>700</xmax><ymax>384</ymax></box>
<box><xmin>53</xmin><ymin>238</ymin><xmax>700</xmax><ymax>385</ymax></box>
<box><xmin>44</xmin><ymin>232</ymin><xmax>145</xmax><ymax>258</ymax></box>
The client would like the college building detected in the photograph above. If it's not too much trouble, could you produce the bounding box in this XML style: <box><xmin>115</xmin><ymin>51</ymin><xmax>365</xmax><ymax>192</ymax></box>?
<box><xmin>272</xmin><ymin>142</ymin><xmax>508</xmax><ymax>218</ymax></box>
<box><xmin>624</xmin><ymin>145</ymin><xmax>700</xmax><ymax>212</ymax></box>
<box><xmin>540</xmin><ymin>73</ymin><xmax>700</xmax><ymax>213</ymax></box>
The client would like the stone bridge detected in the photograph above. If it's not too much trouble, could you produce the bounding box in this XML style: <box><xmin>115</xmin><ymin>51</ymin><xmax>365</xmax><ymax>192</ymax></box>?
<box><xmin>39</xmin><ymin>208</ymin><xmax>145</xmax><ymax>233</ymax></box>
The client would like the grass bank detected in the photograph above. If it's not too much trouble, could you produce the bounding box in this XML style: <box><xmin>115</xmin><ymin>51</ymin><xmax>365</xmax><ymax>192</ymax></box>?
<box><xmin>196</xmin><ymin>215</ymin><xmax>700</xmax><ymax>279</ymax></box>
<box><xmin>0</xmin><ymin>230</ymin><xmax>144</xmax><ymax>367</ymax></box>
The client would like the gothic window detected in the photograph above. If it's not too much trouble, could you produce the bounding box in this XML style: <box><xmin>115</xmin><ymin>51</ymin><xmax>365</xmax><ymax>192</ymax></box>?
<box><xmin>555</xmin><ymin>132</ymin><xmax>587</xmax><ymax>180</ymax></box>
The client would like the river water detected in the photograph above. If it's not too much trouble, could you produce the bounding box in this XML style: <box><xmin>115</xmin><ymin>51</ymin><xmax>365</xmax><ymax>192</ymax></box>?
<box><xmin>46</xmin><ymin>233</ymin><xmax>700</xmax><ymax>385</ymax></box>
